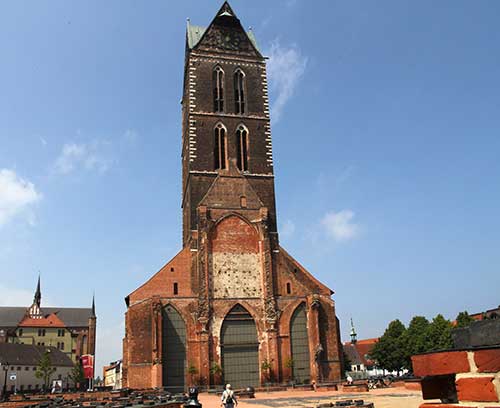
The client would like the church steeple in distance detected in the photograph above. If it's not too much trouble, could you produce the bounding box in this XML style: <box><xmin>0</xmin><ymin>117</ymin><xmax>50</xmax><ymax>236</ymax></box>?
<box><xmin>91</xmin><ymin>293</ymin><xmax>96</xmax><ymax>318</ymax></box>
<box><xmin>34</xmin><ymin>275</ymin><xmax>41</xmax><ymax>308</ymax></box>
<box><xmin>350</xmin><ymin>318</ymin><xmax>358</xmax><ymax>344</ymax></box>
<box><xmin>28</xmin><ymin>275</ymin><xmax>42</xmax><ymax>318</ymax></box>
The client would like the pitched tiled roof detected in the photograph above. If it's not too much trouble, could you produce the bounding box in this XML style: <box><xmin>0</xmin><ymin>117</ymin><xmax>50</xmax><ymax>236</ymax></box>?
<box><xmin>19</xmin><ymin>313</ymin><xmax>66</xmax><ymax>328</ymax></box>
<box><xmin>0</xmin><ymin>343</ymin><xmax>73</xmax><ymax>367</ymax></box>
<box><xmin>0</xmin><ymin>307</ymin><xmax>93</xmax><ymax>328</ymax></box>
<box><xmin>344</xmin><ymin>338</ymin><xmax>379</xmax><ymax>367</ymax></box>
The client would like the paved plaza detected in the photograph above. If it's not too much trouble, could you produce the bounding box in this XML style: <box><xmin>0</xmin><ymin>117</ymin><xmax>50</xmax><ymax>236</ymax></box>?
<box><xmin>197</xmin><ymin>388</ymin><xmax>427</xmax><ymax>408</ymax></box>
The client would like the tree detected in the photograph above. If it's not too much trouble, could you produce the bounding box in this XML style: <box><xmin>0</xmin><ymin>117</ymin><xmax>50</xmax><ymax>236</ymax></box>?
<box><xmin>426</xmin><ymin>314</ymin><xmax>453</xmax><ymax>351</ymax></box>
<box><xmin>369</xmin><ymin>320</ymin><xmax>407</xmax><ymax>373</ymax></box>
<box><xmin>209</xmin><ymin>363</ymin><xmax>223</xmax><ymax>385</ymax></box>
<box><xmin>261</xmin><ymin>359</ymin><xmax>273</xmax><ymax>382</ymax></box>
<box><xmin>188</xmin><ymin>363</ymin><xmax>198</xmax><ymax>385</ymax></box>
<box><xmin>456</xmin><ymin>311</ymin><xmax>475</xmax><ymax>328</ymax></box>
<box><xmin>68</xmin><ymin>362</ymin><xmax>85</xmax><ymax>390</ymax></box>
<box><xmin>35</xmin><ymin>350</ymin><xmax>56</xmax><ymax>391</ymax></box>
<box><xmin>403</xmin><ymin>316</ymin><xmax>430</xmax><ymax>371</ymax></box>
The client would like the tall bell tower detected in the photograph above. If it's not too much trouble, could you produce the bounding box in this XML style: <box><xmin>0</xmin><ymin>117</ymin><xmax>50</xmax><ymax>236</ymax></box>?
<box><xmin>181</xmin><ymin>1</ymin><xmax>277</xmax><ymax>247</ymax></box>
<box><xmin>124</xmin><ymin>2</ymin><xmax>342</xmax><ymax>390</ymax></box>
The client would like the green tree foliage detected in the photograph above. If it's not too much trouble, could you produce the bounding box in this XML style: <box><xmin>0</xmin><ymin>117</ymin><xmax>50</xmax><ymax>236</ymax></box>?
<box><xmin>456</xmin><ymin>311</ymin><xmax>475</xmax><ymax>328</ymax></box>
<box><xmin>372</xmin><ymin>314</ymin><xmax>457</xmax><ymax>374</ymax></box>
<box><xmin>403</xmin><ymin>316</ymin><xmax>430</xmax><ymax>369</ymax></box>
<box><xmin>35</xmin><ymin>350</ymin><xmax>56</xmax><ymax>391</ymax></box>
<box><xmin>426</xmin><ymin>314</ymin><xmax>453</xmax><ymax>351</ymax></box>
<box><xmin>369</xmin><ymin>319</ymin><xmax>407</xmax><ymax>373</ymax></box>
<box><xmin>68</xmin><ymin>362</ymin><xmax>85</xmax><ymax>390</ymax></box>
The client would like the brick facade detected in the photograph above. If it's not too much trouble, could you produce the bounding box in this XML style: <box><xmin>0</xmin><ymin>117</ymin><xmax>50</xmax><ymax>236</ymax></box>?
<box><xmin>123</xmin><ymin>2</ymin><xmax>342</xmax><ymax>389</ymax></box>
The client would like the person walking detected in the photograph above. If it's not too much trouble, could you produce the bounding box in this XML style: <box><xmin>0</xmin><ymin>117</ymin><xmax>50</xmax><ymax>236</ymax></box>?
<box><xmin>221</xmin><ymin>384</ymin><xmax>237</xmax><ymax>408</ymax></box>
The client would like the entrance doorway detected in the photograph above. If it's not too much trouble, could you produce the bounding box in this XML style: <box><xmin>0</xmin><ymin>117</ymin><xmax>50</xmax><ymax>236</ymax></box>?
<box><xmin>221</xmin><ymin>305</ymin><xmax>259</xmax><ymax>388</ymax></box>
<box><xmin>162</xmin><ymin>305</ymin><xmax>186</xmax><ymax>391</ymax></box>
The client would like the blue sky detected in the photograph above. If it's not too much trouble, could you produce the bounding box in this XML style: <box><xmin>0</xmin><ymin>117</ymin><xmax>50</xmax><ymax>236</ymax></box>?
<box><xmin>1</xmin><ymin>0</ymin><xmax>499</xmax><ymax>372</ymax></box>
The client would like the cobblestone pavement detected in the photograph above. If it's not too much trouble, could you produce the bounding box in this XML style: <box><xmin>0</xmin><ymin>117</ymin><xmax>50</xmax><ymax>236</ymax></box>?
<box><xmin>198</xmin><ymin>388</ymin><xmax>426</xmax><ymax>408</ymax></box>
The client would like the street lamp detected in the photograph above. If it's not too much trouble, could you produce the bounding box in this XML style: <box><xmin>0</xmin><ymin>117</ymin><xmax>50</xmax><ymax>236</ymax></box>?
<box><xmin>1</xmin><ymin>361</ymin><xmax>9</xmax><ymax>402</ymax></box>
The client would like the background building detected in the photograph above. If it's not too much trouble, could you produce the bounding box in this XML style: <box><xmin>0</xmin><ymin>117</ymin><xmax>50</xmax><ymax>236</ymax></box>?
<box><xmin>123</xmin><ymin>2</ymin><xmax>342</xmax><ymax>390</ymax></box>
<box><xmin>0</xmin><ymin>278</ymin><xmax>96</xmax><ymax>364</ymax></box>
<box><xmin>0</xmin><ymin>343</ymin><xmax>73</xmax><ymax>393</ymax></box>
<box><xmin>103</xmin><ymin>360</ymin><xmax>122</xmax><ymax>390</ymax></box>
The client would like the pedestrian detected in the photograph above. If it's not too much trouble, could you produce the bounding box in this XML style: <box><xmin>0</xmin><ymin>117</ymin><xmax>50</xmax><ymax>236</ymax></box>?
<box><xmin>221</xmin><ymin>384</ymin><xmax>237</xmax><ymax>408</ymax></box>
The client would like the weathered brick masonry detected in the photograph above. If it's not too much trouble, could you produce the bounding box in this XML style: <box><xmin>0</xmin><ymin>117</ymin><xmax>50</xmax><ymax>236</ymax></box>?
<box><xmin>412</xmin><ymin>347</ymin><xmax>500</xmax><ymax>407</ymax></box>
<box><xmin>123</xmin><ymin>2</ymin><xmax>342</xmax><ymax>389</ymax></box>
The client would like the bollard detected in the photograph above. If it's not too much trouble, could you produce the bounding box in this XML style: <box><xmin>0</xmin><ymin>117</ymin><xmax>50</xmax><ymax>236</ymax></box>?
<box><xmin>183</xmin><ymin>387</ymin><xmax>201</xmax><ymax>408</ymax></box>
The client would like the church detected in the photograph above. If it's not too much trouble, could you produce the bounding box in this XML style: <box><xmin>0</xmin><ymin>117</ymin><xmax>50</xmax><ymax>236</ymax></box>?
<box><xmin>123</xmin><ymin>2</ymin><xmax>342</xmax><ymax>390</ymax></box>
<box><xmin>0</xmin><ymin>277</ymin><xmax>96</xmax><ymax>365</ymax></box>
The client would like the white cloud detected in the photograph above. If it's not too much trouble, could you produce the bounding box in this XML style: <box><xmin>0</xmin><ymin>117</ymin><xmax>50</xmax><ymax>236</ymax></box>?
<box><xmin>53</xmin><ymin>141</ymin><xmax>113</xmax><ymax>175</ymax></box>
<box><xmin>322</xmin><ymin>209</ymin><xmax>360</xmax><ymax>242</ymax></box>
<box><xmin>266</xmin><ymin>40</ymin><xmax>308</xmax><ymax>122</ymax></box>
<box><xmin>0</xmin><ymin>169</ymin><xmax>42</xmax><ymax>227</ymax></box>
<box><xmin>280</xmin><ymin>219</ymin><xmax>296</xmax><ymax>239</ymax></box>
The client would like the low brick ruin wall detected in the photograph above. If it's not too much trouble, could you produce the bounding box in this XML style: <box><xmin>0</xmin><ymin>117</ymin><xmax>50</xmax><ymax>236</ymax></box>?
<box><xmin>412</xmin><ymin>346</ymin><xmax>500</xmax><ymax>407</ymax></box>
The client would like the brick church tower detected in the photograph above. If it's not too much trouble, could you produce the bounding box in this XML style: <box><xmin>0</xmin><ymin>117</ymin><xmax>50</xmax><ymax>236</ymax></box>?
<box><xmin>123</xmin><ymin>2</ymin><xmax>342</xmax><ymax>390</ymax></box>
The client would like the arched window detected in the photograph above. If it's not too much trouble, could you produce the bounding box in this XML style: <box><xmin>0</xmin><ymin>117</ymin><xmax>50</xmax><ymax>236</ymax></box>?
<box><xmin>234</xmin><ymin>69</ymin><xmax>245</xmax><ymax>114</ymax></box>
<box><xmin>236</xmin><ymin>124</ymin><xmax>248</xmax><ymax>172</ymax></box>
<box><xmin>213</xmin><ymin>66</ymin><xmax>224</xmax><ymax>112</ymax></box>
<box><xmin>214</xmin><ymin>123</ymin><xmax>227</xmax><ymax>170</ymax></box>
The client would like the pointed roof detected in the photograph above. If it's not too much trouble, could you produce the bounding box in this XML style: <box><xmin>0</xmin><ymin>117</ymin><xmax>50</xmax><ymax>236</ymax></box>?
<box><xmin>186</xmin><ymin>2</ymin><xmax>261</xmax><ymax>54</ymax></box>
<box><xmin>91</xmin><ymin>294</ymin><xmax>96</xmax><ymax>318</ymax></box>
<box><xmin>33</xmin><ymin>275</ymin><xmax>41</xmax><ymax>308</ymax></box>
<box><xmin>19</xmin><ymin>312</ymin><xmax>66</xmax><ymax>328</ymax></box>
<box><xmin>199</xmin><ymin>173</ymin><xmax>264</xmax><ymax>210</ymax></box>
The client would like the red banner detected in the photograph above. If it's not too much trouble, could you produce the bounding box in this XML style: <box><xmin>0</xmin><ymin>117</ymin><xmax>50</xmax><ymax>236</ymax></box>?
<box><xmin>81</xmin><ymin>355</ymin><xmax>94</xmax><ymax>379</ymax></box>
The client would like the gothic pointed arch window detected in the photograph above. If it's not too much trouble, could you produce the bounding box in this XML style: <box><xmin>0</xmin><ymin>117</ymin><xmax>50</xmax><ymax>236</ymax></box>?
<box><xmin>236</xmin><ymin>124</ymin><xmax>249</xmax><ymax>172</ymax></box>
<box><xmin>213</xmin><ymin>66</ymin><xmax>224</xmax><ymax>112</ymax></box>
<box><xmin>214</xmin><ymin>123</ymin><xmax>227</xmax><ymax>170</ymax></box>
<box><xmin>234</xmin><ymin>69</ymin><xmax>245</xmax><ymax>114</ymax></box>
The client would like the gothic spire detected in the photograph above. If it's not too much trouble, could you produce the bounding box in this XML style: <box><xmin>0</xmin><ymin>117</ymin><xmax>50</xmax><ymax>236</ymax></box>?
<box><xmin>34</xmin><ymin>275</ymin><xmax>41</xmax><ymax>308</ymax></box>
<box><xmin>91</xmin><ymin>293</ymin><xmax>96</xmax><ymax>318</ymax></box>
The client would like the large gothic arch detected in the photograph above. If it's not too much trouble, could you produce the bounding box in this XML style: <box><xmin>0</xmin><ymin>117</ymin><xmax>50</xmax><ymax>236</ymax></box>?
<box><xmin>220</xmin><ymin>304</ymin><xmax>260</xmax><ymax>388</ymax></box>
<box><xmin>162</xmin><ymin>304</ymin><xmax>187</xmax><ymax>391</ymax></box>
<box><xmin>290</xmin><ymin>303</ymin><xmax>311</xmax><ymax>383</ymax></box>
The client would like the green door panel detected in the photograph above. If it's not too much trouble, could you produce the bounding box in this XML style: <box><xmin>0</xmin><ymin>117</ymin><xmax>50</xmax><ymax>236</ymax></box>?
<box><xmin>221</xmin><ymin>305</ymin><xmax>259</xmax><ymax>388</ymax></box>
<box><xmin>162</xmin><ymin>305</ymin><xmax>186</xmax><ymax>391</ymax></box>
<box><xmin>290</xmin><ymin>303</ymin><xmax>310</xmax><ymax>383</ymax></box>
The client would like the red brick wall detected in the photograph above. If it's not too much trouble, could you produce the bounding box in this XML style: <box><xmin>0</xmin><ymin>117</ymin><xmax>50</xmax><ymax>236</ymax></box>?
<box><xmin>412</xmin><ymin>347</ymin><xmax>500</xmax><ymax>407</ymax></box>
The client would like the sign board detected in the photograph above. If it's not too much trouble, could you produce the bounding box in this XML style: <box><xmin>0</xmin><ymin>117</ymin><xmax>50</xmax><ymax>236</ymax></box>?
<box><xmin>9</xmin><ymin>373</ymin><xmax>16</xmax><ymax>381</ymax></box>
<box><xmin>81</xmin><ymin>354</ymin><xmax>94</xmax><ymax>379</ymax></box>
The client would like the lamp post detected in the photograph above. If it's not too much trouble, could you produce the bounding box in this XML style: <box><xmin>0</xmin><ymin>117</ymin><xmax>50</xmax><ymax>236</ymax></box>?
<box><xmin>1</xmin><ymin>362</ymin><xmax>9</xmax><ymax>402</ymax></box>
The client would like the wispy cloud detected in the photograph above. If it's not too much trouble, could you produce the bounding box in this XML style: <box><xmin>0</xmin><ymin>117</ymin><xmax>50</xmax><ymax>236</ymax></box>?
<box><xmin>53</xmin><ymin>140</ymin><xmax>113</xmax><ymax>175</ymax></box>
<box><xmin>322</xmin><ymin>209</ymin><xmax>360</xmax><ymax>242</ymax></box>
<box><xmin>122</xmin><ymin>129</ymin><xmax>138</xmax><ymax>146</ymax></box>
<box><xmin>280</xmin><ymin>219</ymin><xmax>296</xmax><ymax>239</ymax></box>
<box><xmin>266</xmin><ymin>40</ymin><xmax>308</xmax><ymax>122</ymax></box>
<box><xmin>0</xmin><ymin>169</ymin><xmax>42</xmax><ymax>227</ymax></box>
